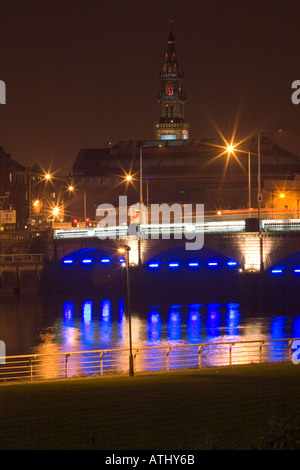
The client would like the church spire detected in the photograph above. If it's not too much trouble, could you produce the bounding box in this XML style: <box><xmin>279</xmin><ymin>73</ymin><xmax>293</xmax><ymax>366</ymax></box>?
<box><xmin>163</xmin><ymin>21</ymin><xmax>179</xmax><ymax>74</ymax></box>
<box><xmin>154</xmin><ymin>23</ymin><xmax>190</xmax><ymax>141</ymax></box>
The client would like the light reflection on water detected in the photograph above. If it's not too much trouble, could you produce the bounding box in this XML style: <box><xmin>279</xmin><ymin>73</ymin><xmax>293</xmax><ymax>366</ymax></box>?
<box><xmin>44</xmin><ymin>298</ymin><xmax>300</xmax><ymax>356</ymax></box>
<box><xmin>1</xmin><ymin>293</ymin><xmax>300</xmax><ymax>362</ymax></box>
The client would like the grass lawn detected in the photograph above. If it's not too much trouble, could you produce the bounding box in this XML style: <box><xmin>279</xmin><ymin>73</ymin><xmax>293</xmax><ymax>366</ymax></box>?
<box><xmin>0</xmin><ymin>362</ymin><xmax>300</xmax><ymax>450</ymax></box>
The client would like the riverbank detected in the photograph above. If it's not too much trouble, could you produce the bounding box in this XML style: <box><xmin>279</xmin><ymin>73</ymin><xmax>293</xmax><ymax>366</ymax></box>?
<box><xmin>0</xmin><ymin>362</ymin><xmax>300</xmax><ymax>450</ymax></box>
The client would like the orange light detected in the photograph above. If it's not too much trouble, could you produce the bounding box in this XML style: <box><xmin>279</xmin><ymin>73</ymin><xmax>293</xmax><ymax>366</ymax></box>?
<box><xmin>125</xmin><ymin>175</ymin><xmax>132</xmax><ymax>182</ymax></box>
<box><xmin>279</xmin><ymin>193</ymin><xmax>285</xmax><ymax>198</ymax></box>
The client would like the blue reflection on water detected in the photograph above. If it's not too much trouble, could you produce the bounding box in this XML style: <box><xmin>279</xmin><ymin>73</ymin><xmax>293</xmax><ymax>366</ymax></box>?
<box><xmin>147</xmin><ymin>310</ymin><xmax>162</xmax><ymax>342</ymax></box>
<box><xmin>59</xmin><ymin>298</ymin><xmax>300</xmax><ymax>366</ymax></box>
<box><xmin>293</xmin><ymin>316</ymin><xmax>300</xmax><ymax>337</ymax></box>
<box><xmin>269</xmin><ymin>316</ymin><xmax>288</xmax><ymax>362</ymax></box>
<box><xmin>99</xmin><ymin>299</ymin><xmax>112</xmax><ymax>344</ymax></box>
<box><xmin>187</xmin><ymin>307</ymin><xmax>201</xmax><ymax>343</ymax></box>
<box><xmin>226</xmin><ymin>303</ymin><xmax>240</xmax><ymax>337</ymax></box>
<box><xmin>119</xmin><ymin>298</ymin><xmax>125</xmax><ymax>322</ymax></box>
<box><xmin>206</xmin><ymin>303</ymin><xmax>221</xmax><ymax>337</ymax></box>
<box><xmin>63</xmin><ymin>301</ymin><xmax>74</xmax><ymax>324</ymax></box>
<box><xmin>167</xmin><ymin>308</ymin><xmax>181</xmax><ymax>341</ymax></box>
<box><xmin>82</xmin><ymin>300</ymin><xmax>93</xmax><ymax>323</ymax></box>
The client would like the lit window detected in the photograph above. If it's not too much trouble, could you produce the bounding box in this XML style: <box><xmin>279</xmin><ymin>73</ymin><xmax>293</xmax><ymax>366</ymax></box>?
<box><xmin>166</xmin><ymin>83</ymin><xmax>173</xmax><ymax>96</ymax></box>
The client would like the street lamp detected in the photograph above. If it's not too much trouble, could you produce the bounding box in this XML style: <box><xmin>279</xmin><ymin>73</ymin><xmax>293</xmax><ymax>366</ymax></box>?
<box><xmin>139</xmin><ymin>142</ymin><xmax>165</xmax><ymax>209</ymax></box>
<box><xmin>68</xmin><ymin>185</ymin><xmax>87</xmax><ymax>221</ymax></box>
<box><xmin>117</xmin><ymin>244</ymin><xmax>134</xmax><ymax>377</ymax></box>
<box><xmin>138</xmin><ymin>142</ymin><xmax>165</xmax><ymax>265</ymax></box>
<box><xmin>51</xmin><ymin>205</ymin><xmax>61</xmax><ymax>228</ymax></box>
<box><xmin>227</xmin><ymin>145</ymin><xmax>252</xmax><ymax>212</ymax></box>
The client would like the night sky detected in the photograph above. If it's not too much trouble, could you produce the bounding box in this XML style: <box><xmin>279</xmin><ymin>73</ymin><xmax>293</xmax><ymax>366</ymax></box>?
<box><xmin>1</xmin><ymin>0</ymin><xmax>300</xmax><ymax>174</ymax></box>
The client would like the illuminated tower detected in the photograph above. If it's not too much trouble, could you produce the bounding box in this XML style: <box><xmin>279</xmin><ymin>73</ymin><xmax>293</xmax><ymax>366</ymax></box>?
<box><xmin>155</xmin><ymin>23</ymin><xmax>189</xmax><ymax>141</ymax></box>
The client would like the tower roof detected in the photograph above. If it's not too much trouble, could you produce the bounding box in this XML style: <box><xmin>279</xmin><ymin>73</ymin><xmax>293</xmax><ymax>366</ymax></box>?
<box><xmin>163</xmin><ymin>22</ymin><xmax>179</xmax><ymax>74</ymax></box>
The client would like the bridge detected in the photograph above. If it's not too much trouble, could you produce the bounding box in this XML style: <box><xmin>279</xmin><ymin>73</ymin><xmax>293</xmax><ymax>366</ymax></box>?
<box><xmin>52</xmin><ymin>217</ymin><xmax>300</xmax><ymax>274</ymax></box>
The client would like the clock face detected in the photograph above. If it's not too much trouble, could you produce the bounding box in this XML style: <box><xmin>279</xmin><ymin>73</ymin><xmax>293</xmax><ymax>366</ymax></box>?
<box><xmin>166</xmin><ymin>82</ymin><xmax>173</xmax><ymax>96</ymax></box>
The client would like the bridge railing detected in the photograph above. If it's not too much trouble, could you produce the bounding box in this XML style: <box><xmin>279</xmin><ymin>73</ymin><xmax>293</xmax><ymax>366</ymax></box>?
<box><xmin>53</xmin><ymin>218</ymin><xmax>300</xmax><ymax>239</ymax></box>
<box><xmin>0</xmin><ymin>338</ymin><xmax>299</xmax><ymax>383</ymax></box>
<box><xmin>0</xmin><ymin>254</ymin><xmax>45</xmax><ymax>264</ymax></box>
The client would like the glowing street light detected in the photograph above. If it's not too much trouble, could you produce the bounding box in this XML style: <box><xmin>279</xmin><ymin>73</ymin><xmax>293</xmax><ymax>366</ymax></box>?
<box><xmin>117</xmin><ymin>245</ymin><xmax>134</xmax><ymax>377</ymax></box>
<box><xmin>52</xmin><ymin>206</ymin><xmax>60</xmax><ymax>217</ymax></box>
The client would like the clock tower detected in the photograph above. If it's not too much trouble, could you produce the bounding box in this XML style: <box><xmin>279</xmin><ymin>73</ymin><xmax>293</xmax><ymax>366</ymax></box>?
<box><xmin>155</xmin><ymin>24</ymin><xmax>190</xmax><ymax>141</ymax></box>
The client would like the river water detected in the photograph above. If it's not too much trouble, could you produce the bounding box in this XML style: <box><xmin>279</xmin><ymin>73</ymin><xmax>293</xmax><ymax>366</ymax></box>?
<box><xmin>1</xmin><ymin>290</ymin><xmax>300</xmax><ymax>360</ymax></box>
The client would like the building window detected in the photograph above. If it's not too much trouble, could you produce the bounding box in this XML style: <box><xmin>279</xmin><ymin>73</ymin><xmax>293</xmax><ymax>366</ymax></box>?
<box><xmin>166</xmin><ymin>83</ymin><xmax>173</xmax><ymax>96</ymax></box>
<box><xmin>161</xmin><ymin>135</ymin><xmax>177</xmax><ymax>140</ymax></box>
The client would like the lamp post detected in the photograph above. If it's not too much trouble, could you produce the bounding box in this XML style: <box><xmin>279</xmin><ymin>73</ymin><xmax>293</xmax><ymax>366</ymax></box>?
<box><xmin>68</xmin><ymin>185</ymin><xmax>87</xmax><ymax>221</ymax></box>
<box><xmin>138</xmin><ymin>142</ymin><xmax>165</xmax><ymax>265</ymax></box>
<box><xmin>118</xmin><ymin>245</ymin><xmax>133</xmax><ymax>376</ymax></box>
<box><xmin>227</xmin><ymin>145</ymin><xmax>251</xmax><ymax>212</ymax></box>
<box><xmin>139</xmin><ymin>142</ymin><xmax>165</xmax><ymax>209</ymax></box>
<box><xmin>257</xmin><ymin>131</ymin><xmax>265</xmax><ymax>222</ymax></box>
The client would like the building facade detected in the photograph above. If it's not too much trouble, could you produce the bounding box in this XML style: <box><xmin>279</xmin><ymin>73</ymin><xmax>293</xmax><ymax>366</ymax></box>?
<box><xmin>0</xmin><ymin>147</ymin><xmax>28</xmax><ymax>228</ymax></box>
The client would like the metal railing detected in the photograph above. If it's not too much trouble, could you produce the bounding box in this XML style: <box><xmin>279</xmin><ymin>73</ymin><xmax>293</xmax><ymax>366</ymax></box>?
<box><xmin>0</xmin><ymin>254</ymin><xmax>45</xmax><ymax>264</ymax></box>
<box><xmin>0</xmin><ymin>338</ymin><xmax>299</xmax><ymax>383</ymax></box>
